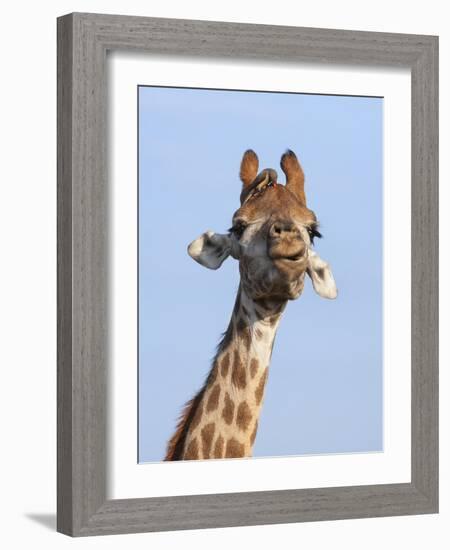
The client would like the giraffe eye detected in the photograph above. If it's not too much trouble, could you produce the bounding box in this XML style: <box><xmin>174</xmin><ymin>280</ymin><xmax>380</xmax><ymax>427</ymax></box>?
<box><xmin>307</xmin><ymin>224</ymin><xmax>322</xmax><ymax>245</ymax></box>
<box><xmin>229</xmin><ymin>221</ymin><xmax>247</xmax><ymax>240</ymax></box>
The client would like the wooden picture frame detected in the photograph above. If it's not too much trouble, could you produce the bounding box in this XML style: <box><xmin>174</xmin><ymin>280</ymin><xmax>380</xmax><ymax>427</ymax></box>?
<box><xmin>57</xmin><ymin>12</ymin><xmax>438</xmax><ymax>536</ymax></box>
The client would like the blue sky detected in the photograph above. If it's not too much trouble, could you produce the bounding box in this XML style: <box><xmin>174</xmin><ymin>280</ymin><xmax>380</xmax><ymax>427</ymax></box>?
<box><xmin>138</xmin><ymin>86</ymin><xmax>383</xmax><ymax>462</ymax></box>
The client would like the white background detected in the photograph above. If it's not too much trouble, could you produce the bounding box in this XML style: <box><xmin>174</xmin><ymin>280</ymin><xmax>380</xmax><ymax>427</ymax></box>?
<box><xmin>109</xmin><ymin>55</ymin><xmax>411</xmax><ymax>498</ymax></box>
<box><xmin>0</xmin><ymin>1</ymin><xmax>447</xmax><ymax>548</ymax></box>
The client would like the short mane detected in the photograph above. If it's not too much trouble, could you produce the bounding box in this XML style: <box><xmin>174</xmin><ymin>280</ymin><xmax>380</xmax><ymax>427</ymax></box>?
<box><xmin>164</xmin><ymin>296</ymin><xmax>239</xmax><ymax>460</ymax></box>
<box><xmin>164</xmin><ymin>389</ymin><xmax>205</xmax><ymax>460</ymax></box>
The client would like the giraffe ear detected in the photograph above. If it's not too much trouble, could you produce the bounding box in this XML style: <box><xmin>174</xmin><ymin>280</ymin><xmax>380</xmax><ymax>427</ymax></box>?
<box><xmin>306</xmin><ymin>249</ymin><xmax>338</xmax><ymax>299</ymax></box>
<box><xmin>187</xmin><ymin>231</ymin><xmax>233</xmax><ymax>270</ymax></box>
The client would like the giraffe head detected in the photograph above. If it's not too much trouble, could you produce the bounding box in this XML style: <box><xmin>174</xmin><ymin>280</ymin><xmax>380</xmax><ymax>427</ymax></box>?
<box><xmin>188</xmin><ymin>150</ymin><xmax>337</xmax><ymax>301</ymax></box>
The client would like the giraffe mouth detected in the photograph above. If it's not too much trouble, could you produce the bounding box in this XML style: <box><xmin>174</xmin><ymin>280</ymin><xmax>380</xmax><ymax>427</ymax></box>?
<box><xmin>271</xmin><ymin>249</ymin><xmax>309</xmax><ymax>277</ymax></box>
<box><xmin>270</xmin><ymin>249</ymin><xmax>307</xmax><ymax>264</ymax></box>
<box><xmin>268</xmin><ymin>237</ymin><xmax>307</xmax><ymax>264</ymax></box>
<box><xmin>282</xmin><ymin>252</ymin><xmax>304</xmax><ymax>262</ymax></box>
<box><xmin>272</xmin><ymin>255</ymin><xmax>309</xmax><ymax>277</ymax></box>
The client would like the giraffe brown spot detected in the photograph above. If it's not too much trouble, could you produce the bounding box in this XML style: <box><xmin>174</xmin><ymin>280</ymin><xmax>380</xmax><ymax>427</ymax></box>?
<box><xmin>201</xmin><ymin>423</ymin><xmax>215</xmax><ymax>459</ymax></box>
<box><xmin>190</xmin><ymin>401</ymin><xmax>203</xmax><ymax>432</ymax></box>
<box><xmin>206</xmin><ymin>384</ymin><xmax>221</xmax><ymax>412</ymax></box>
<box><xmin>220</xmin><ymin>353</ymin><xmax>230</xmax><ymax>377</ymax></box>
<box><xmin>250</xmin><ymin>420</ymin><xmax>259</xmax><ymax>445</ymax></box>
<box><xmin>222</xmin><ymin>392</ymin><xmax>235</xmax><ymax>424</ymax></box>
<box><xmin>232</xmin><ymin>350</ymin><xmax>247</xmax><ymax>389</ymax></box>
<box><xmin>184</xmin><ymin>438</ymin><xmax>199</xmax><ymax>460</ymax></box>
<box><xmin>236</xmin><ymin>401</ymin><xmax>253</xmax><ymax>431</ymax></box>
<box><xmin>236</xmin><ymin>317</ymin><xmax>251</xmax><ymax>350</ymax></box>
<box><xmin>213</xmin><ymin>434</ymin><xmax>224</xmax><ymax>458</ymax></box>
<box><xmin>208</xmin><ymin>363</ymin><xmax>218</xmax><ymax>386</ymax></box>
<box><xmin>255</xmin><ymin>368</ymin><xmax>268</xmax><ymax>406</ymax></box>
<box><xmin>250</xmin><ymin>358</ymin><xmax>259</xmax><ymax>379</ymax></box>
<box><xmin>225</xmin><ymin>437</ymin><xmax>245</xmax><ymax>458</ymax></box>
<box><xmin>207</xmin><ymin>384</ymin><xmax>220</xmax><ymax>410</ymax></box>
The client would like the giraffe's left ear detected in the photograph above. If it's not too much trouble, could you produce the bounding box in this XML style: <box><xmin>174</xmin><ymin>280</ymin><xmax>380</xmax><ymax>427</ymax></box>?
<box><xmin>187</xmin><ymin>231</ymin><xmax>233</xmax><ymax>270</ymax></box>
<box><xmin>306</xmin><ymin>249</ymin><xmax>338</xmax><ymax>299</ymax></box>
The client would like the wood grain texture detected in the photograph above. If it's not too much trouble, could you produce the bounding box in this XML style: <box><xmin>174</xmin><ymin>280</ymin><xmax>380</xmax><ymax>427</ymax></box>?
<box><xmin>57</xmin><ymin>12</ymin><xmax>439</xmax><ymax>536</ymax></box>
<box><xmin>57</xmin><ymin>14</ymin><xmax>74</xmax><ymax>535</ymax></box>
<box><xmin>410</xmin><ymin>36</ymin><xmax>439</xmax><ymax>507</ymax></box>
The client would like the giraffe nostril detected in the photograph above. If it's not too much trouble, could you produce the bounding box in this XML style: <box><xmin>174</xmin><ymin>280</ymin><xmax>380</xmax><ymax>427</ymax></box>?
<box><xmin>269</xmin><ymin>220</ymin><xmax>297</xmax><ymax>238</ymax></box>
<box><xmin>271</xmin><ymin>223</ymin><xmax>282</xmax><ymax>236</ymax></box>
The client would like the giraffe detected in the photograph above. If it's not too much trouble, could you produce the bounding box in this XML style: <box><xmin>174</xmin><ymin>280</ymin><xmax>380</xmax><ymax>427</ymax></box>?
<box><xmin>165</xmin><ymin>149</ymin><xmax>337</xmax><ymax>461</ymax></box>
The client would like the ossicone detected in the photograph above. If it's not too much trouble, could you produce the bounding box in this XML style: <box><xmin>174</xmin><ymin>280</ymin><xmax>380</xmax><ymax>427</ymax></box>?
<box><xmin>280</xmin><ymin>149</ymin><xmax>306</xmax><ymax>205</ymax></box>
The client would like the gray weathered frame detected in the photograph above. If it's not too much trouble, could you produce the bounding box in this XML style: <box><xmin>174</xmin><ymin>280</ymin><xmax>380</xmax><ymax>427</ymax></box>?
<box><xmin>57</xmin><ymin>12</ymin><xmax>438</xmax><ymax>537</ymax></box>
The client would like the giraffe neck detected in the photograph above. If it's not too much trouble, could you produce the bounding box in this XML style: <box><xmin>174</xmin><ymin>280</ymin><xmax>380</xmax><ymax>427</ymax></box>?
<box><xmin>166</xmin><ymin>285</ymin><xmax>287</xmax><ymax>460</ymax></box>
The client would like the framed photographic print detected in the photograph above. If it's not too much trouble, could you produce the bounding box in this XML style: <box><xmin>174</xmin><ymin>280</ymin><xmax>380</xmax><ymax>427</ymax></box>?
<box><xmin>57</xmin><ymin>13</ymin><xmax>438</xmax><ymax>536</ymax></box>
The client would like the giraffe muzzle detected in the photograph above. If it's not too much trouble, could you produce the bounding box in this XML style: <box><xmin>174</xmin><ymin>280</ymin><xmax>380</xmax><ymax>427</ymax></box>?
<box><xmin>268</xmin><ymin>229</ymin><xmax>307</xmax><ymax>263</ymax></box>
